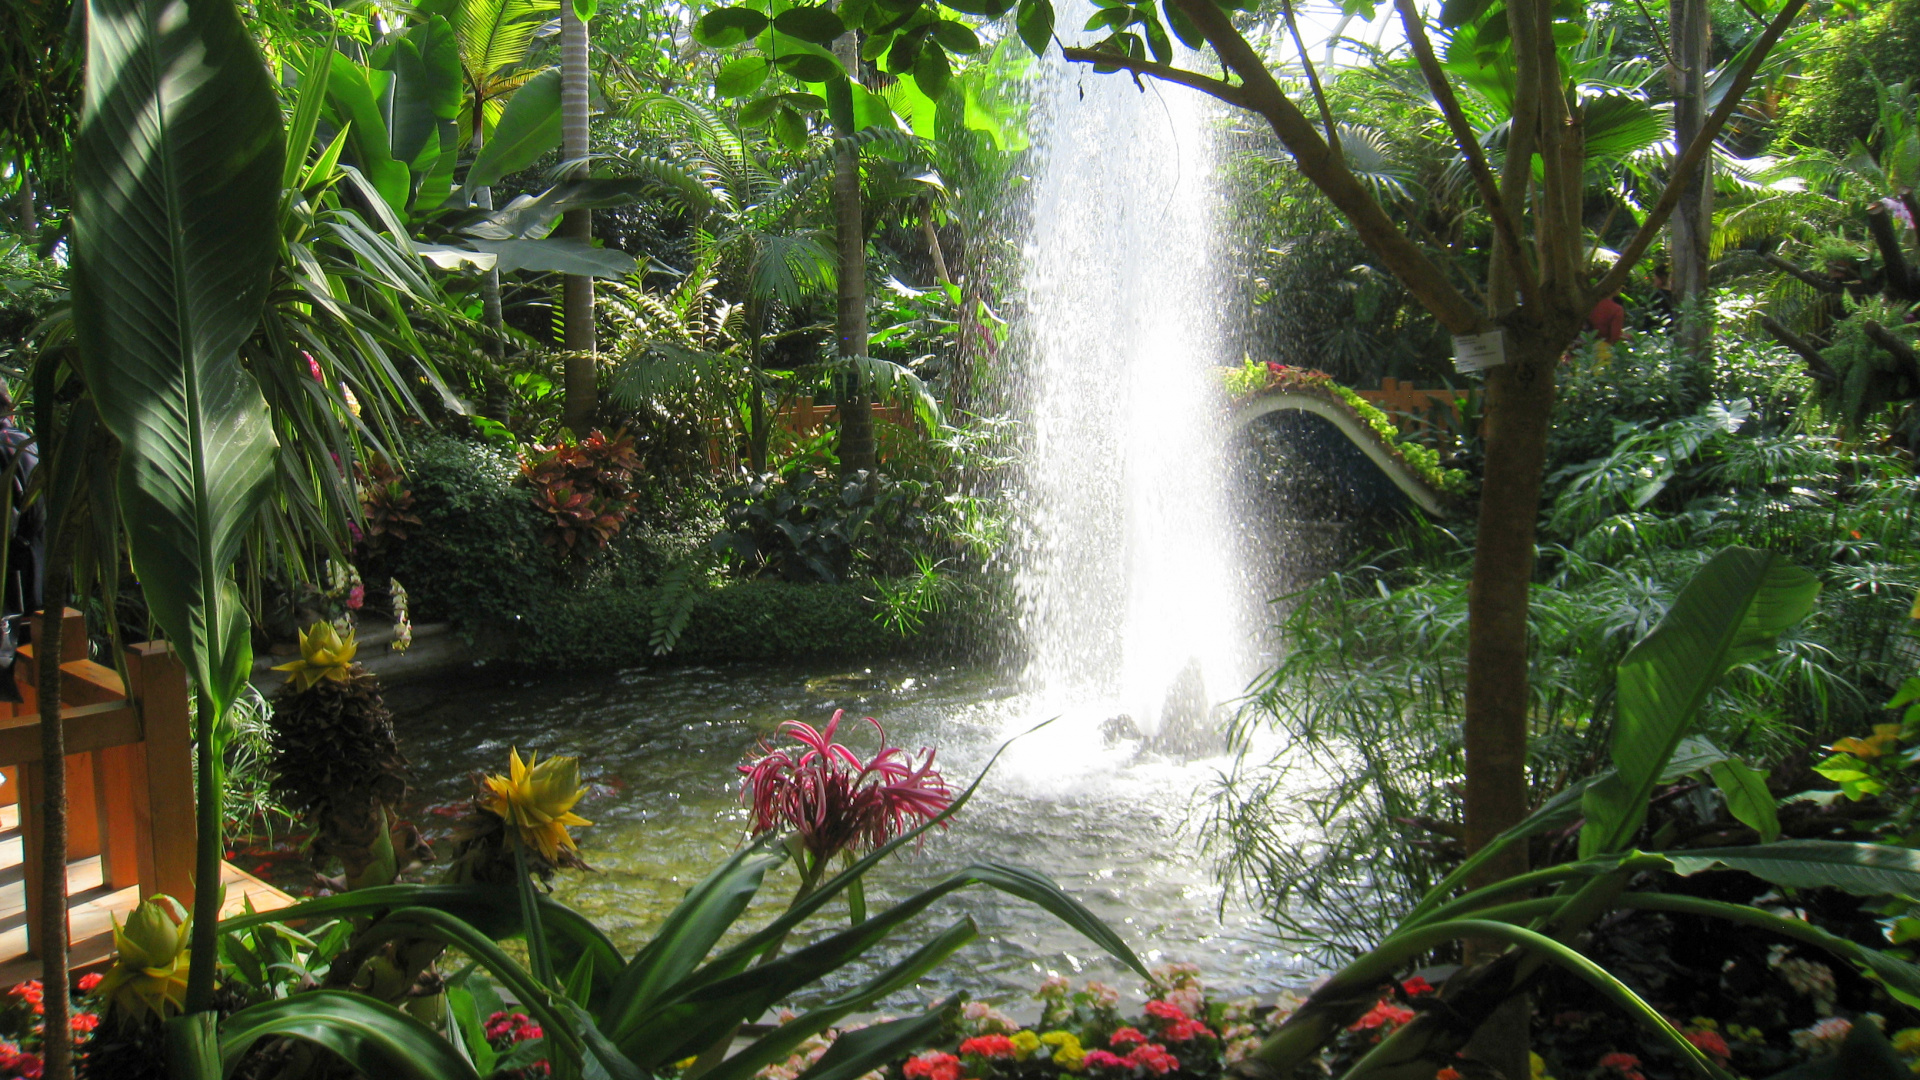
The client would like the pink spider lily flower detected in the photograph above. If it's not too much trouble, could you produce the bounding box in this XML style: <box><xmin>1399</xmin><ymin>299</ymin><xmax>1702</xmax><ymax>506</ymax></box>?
<box><xmin>738</xmin><ymin>709</ymin><xmax>954</xmax><ymax>863</ymax></box>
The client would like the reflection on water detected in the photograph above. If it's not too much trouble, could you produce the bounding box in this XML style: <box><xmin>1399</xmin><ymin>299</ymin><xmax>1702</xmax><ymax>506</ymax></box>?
<box><xmin>378</xmin><ymin>662</ymin><xmax>1311</xmax><ymax>1007</ymax></box>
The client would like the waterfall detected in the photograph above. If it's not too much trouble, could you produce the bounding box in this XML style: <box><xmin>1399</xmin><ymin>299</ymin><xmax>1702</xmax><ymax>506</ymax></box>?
<box><xmin>1013</xmin><ymin>36</ymin><xmax>1250</xmax><ymax>741</ymax></box>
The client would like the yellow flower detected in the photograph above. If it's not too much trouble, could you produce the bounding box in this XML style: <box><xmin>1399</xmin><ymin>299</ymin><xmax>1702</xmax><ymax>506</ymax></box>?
<box><xmin>482</xmin><ymin>747</ymin><xmax>593</xmax><ymax>863</ymax></box>
<box><xmin>1897</xmin><ymin>1027</ymin><xmax>1920</xmax><ymax>1055</ymax></box>
<box><xmin>271</xmin><ymin>621</ymin><xmax>358</xmax><ymax>692</ymax></box>
<box><xmin>1041</xmin><ymin>1032</ymin><xmax>1084</xmax><ymax>1071</ymax></box>
<box><xmin>1010</xmin><ymin>1031</ymin><xmax>1041</xmax><ymax>1060</ymax></box>
<box><xmin>94</xmin><ymin>895</ymin><xmax>191</xmax><ymax>1022</ymax></box>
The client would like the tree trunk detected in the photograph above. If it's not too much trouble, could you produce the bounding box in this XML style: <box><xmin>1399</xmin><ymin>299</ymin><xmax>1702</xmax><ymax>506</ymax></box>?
<box><xmin>17</xmin><ymin>156</ymin><xmax>35</xmax><ymax>248</ymax></box>
<box><xmin>559</xmin><ymin>1</ymin><xmax>597</xmax><ymax>434</ymax></box>
<box><xmin>471</xmin><ymin>113</ymin><xmax>506</xmax><ymax>365</ymax></box>
<box><xmin>37</xmin><ymin>523</ymin><xmax>74</xmax><ymax>1080</ymax></box>
<box><xmin>829</xmin><ymin>32</ymin><xmax>875</xmax><ymax>475</ymax></box>
<box><xmin>1669</xmin><ymin>0</ymin><xmax>1713</xmax><ymax>369</ymax></box>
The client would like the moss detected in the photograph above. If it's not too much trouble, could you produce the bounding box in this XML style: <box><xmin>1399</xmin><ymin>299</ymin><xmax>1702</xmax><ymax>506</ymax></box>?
<box><xmin>1221</xmin><ymin>362</ymin><xmax>1469</xmax><ymax>496</ymax></box>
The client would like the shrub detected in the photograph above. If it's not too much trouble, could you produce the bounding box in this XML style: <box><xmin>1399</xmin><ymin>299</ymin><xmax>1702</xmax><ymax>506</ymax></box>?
<box><xmin>1773</xmin><ymin>0</ymin><xmax>1920</xmax><ymax>154</ymax></box>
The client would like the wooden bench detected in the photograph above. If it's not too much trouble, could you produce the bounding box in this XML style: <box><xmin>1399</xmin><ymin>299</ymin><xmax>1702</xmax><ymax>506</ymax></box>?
<box><xmin>0</xmin><ymin>609</ymin><xmax>199</xmax><ymax>959</ymax></box>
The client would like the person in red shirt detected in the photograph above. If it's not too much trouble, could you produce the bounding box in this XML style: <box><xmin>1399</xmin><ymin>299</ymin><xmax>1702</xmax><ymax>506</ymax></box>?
<box><xmin>1587</xmin><ymin>293</ymin><xmax>1626</xmax><ymax>343</ymax></box>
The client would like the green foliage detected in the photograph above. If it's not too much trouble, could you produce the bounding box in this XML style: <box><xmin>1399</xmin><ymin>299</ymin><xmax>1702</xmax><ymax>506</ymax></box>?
<box><xmin>0</xmin><ymin>246</ymin><xmax>62</xmax><ymax>374</ymax></box>
<box><xmin>372</xmin><ymin>434</ymin><xmax>549</xmax><ymax>625</ymax></box>
<box><xmin>712</xmin><ymin>469</ymin><xmax>941</xmax><ymax>583</ymax></box>
<box><xmin>1775</xmin><ymin>0</ymin><xmax>1920</xmax><ymax>154</ymax></box>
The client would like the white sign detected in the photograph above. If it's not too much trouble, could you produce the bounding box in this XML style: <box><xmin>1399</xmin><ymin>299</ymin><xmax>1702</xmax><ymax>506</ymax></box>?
<box><xmin>1452</xmin><ymin>328</ymin><xmax>1508</xmax><ymax>373</ymax></box>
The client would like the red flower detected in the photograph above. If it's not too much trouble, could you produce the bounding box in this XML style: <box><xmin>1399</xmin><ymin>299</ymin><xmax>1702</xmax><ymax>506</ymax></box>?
<box><xmin>1143</xmin><ymin>1000</ymin><xmax>1187</xmax><ymax>1022</ymax></box>
<box><xmin>1348</xmin><ymin>1000</ymin><xmax>1414</xmax><ymax>1033</ymax></box>
<box><xmin>75</xmin><ymin>974</ymin><xmax>101</xmax><ymax>993</ymax></box>
<box><xmin>8</xmin><ymin>982</ymin><xmax>42</xmax><ymax>1016</ymax></box>
<box><xmin>1436</xmin><ymin>1070</ymin><xmax>1462</xmax><ymax>1080</ymax></box>
<box><xmin>1126</xmin><ymin>1045</ymin><xmax>1179</xmax><ymax>1076</ymax></box>
<box><xmin>959</xmin><ymin>1035</ymin><xmax>1017</xmax><ymax>1059</ymax></box>
<box><xmin>1108</xmin><ymin>1027</ymin><xmax>1149</xmax><ymax>1048</ymax></box>
<box><xmin>1163</xmin><ymin>1018</ymin><xmax>1213</xmax><ymax>1042</ymax></box>
<box><xmin>1599</xmin><ymin>1053</ymin><xmax>1646</xmax><ymax>1080</ymax></box>
<box><xmin>68</xmin><ymin>1013</ymin><xmax>98</xmax><ymax>1033</ymax></box>
<box><xmin>1081</xmin><ymin>1050</ymin><xmax>1132</xmax><ymax>1071</ymax></box>
<box><xmin>1684</xmin><ymin>1030</ymin><xmax>1730</xmax><ymax>1061</ymax></box>
<box><xmin>1400</xmin><ymin>977</ymin><xmax>1435</xmax><ymax>997</ymax></box>
<box><xmin>739</xmin><ymin>711</ymin><xmax>953</xmax><ymax>862</ymax></box>
<box><xmin>904</xmin><ymin>1052</ymin><xmax>962</xmax><ymax>1080</ymax></box>
<box><xmin>0</xmin><ymin>1042</ymin><xmax>40</xmax><ymax>1080</ymax></box>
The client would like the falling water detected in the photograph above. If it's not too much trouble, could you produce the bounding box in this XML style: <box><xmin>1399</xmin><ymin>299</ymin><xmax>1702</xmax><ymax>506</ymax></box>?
<box><xmin>1014</xmin><ymin>38</ymin><xmax>1251</xmax><ymax>741</ymax></box>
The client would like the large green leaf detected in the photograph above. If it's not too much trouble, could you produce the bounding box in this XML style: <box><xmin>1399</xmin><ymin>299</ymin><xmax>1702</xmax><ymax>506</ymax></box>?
<box><xmin>321</xmin><ymin>52</ymin><xmax>410</xmax><ymax>212</ymax></box>
<box><xmin>219</xmin><ymin>992</ymin><xmax>480</xmax><ymax>1079</ymax></box>
<box><xmin>72</xmin><ymin>0</ymin><xmax>283</xmax><ymax>720</ymax></box>
<box><xmin>603</xmin><ymin>839</ymin><xmax>784</xmax><ymax>1026</ymax></box>
<box><xmin>791</xmin><ymin>1009</ymin><xmax>956</xmax><ymax>1080</ymax></box>
<box><xmin>1580</xmin><ymin>548</ymin><xmax>1819</xmax><ymax>856</ymax></box>
<box><xmin>1667</xmin><ymin>841</ymin><xmax>1920</xmax><ymax>897</ymax></box>
<box><xmin>464</xmin><ymin>236</ymin><xmax>637</xmax><ymax>276</ymax></box>
<box><xmin>700</xmin><ymin>924</ymin><xmax>974</xmax><ymax>1080</ymax></box>
<box><xmin>467</xmin><ymin>65</ymin><xmax>560</xmax><ymax>187</ymax></box>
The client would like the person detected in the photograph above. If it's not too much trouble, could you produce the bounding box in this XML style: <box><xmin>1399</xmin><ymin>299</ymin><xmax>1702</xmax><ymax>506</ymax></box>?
<box><xmin>1586</xmin><ymin>292</ymin><xmax>1626</xmax><ymax>360</ymax></box>
<box><xmin>1640</xmin><ymin>262</ymin><xmax>1676</xmax><ymax>332</ymax></box>
<box><xmin>0</xmin><ymin>386</ymin><xmax>40</xmax><ymax>620</ymax></box>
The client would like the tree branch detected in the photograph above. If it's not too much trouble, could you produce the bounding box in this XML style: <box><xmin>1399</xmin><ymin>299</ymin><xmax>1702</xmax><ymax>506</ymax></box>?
<box><xmin>1758</xmin><ymin>314</ymin><xmax>1837</xmax><ymax>385</ymax></box>
<box><xmin>1169</xmin><ymin>0</ymin><xmax>1490</xmax><ymax>334</ymax></box>
<box><xmin>1865</xmin><ymin>320</ymin><xmax>1920</xmax><ymax>388</ymax></box>
<box><xmin>1391</xmin><ymin>0</ymin><xmax>1535</xmax><ymax>309</ymax></box>
<box><xmin>1761</xmin><ymin>251</ymin><xmax>1846</xmax><ymax>294</ymax></box>
<box><xmin>1279</xmin><ymin>0</ymin><xmax>1341</xmax><ymax>156</ymax></box>
<box><xmin>1866</xmin><ymin>201</ymin><xmax>1916</xmax><ymax>300</ymax></box>
<box><xmin>1591</xmin><ymin>0</ymin><xmax>1808</xmax><ymax>302</ymax></box>
<box><xmin>1059</xmin><ymin>47</ymin><xmax>1259</xmax><ymax>111</ymax></box>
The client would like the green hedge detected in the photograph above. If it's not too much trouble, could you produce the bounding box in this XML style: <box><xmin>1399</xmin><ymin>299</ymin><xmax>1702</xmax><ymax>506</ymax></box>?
<box><xmin>514</xmin><ymin>579</ymin><xmax>938</xmax><ymax>668</ymax></box>
<box><xmin>1773</xmin><ymin>0</ymin><xmax>1920</xmax><ymax>154</ymax></box>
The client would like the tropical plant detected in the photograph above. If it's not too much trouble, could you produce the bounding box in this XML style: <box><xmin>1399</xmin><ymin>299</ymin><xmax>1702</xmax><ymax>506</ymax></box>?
<box><xmin>207</xmin><ymin>732</ymin><xmax>1147</xmax><ymax>1079</ymax></box>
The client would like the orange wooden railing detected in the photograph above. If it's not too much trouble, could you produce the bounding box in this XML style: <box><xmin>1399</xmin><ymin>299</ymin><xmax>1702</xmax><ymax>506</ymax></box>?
<box><xmin>0</xmin><ymin>609</ymin><xmax>196</xmax><ymax>957</ymax></box>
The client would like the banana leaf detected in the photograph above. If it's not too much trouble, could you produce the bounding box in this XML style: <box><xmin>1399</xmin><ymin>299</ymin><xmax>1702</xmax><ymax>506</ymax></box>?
<box><xmin>219</xmin><ymin>991</ymin><xmax>480</xmax><ymax>1079</ymax></box>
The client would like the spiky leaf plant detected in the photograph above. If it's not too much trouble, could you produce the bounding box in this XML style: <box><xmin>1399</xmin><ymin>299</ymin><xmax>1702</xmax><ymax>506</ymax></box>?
<box><xmin>268</xmin><ymin>623</ymin><xmax>412</xmax><ymax>888</ymax></box>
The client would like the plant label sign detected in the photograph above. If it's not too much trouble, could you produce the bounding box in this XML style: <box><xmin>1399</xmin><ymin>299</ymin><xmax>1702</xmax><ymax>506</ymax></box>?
<box><xmin>1452</xmin><ymin>329</ymin><xmax>1507</xmax><ymax>373</ymax></box>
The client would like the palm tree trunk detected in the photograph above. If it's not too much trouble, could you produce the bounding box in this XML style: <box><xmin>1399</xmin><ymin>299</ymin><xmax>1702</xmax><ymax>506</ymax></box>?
<box><xmin>1669</xmin><ymin>0</ymin><xmax>1713</xmax><ymax>371</ymax></box>
<box><xmin>471</xmin><ymin>112</ymin><xmax>506</xmax><ymax>364</ymax></box>
<box><xmin>829</xmin><ymin>33</ymin><xmax>875</xmax><ymax>475</ymax></box>
<box><xmin>559</xmin><ymin>1</ymin><xmax>597</xmax><ymax>434</ymax></box>
<box><xmin>17</xmin><ymin>155</ymin><xmax>35</xmax><ymax>248</ymax></box>
<box><xmin>36</xmin><ymin>517</ymin><xmax>75</xmax><ymax>1080</ymax></box>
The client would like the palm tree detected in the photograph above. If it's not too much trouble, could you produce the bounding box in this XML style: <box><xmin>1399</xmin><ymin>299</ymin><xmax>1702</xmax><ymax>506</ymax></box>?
<box><xmin>559</xmin><ymin>0</ymin><xmax>597</xmax><ymax>432</ymax></box>
<box><xmin>441</xmin><ymin>0</ymin><xmax>561</xmax><ymax>355</ymax></box>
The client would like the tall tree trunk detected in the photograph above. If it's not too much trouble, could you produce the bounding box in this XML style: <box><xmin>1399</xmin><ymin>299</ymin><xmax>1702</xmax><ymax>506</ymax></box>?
<box><xmin>36</xmin><ymin>520</ymin><xmax>74</xmax><ymax>1080</ymax></box>
<box><xmin>829</xmin><ymin>33</ymin><xmax>875</xmax><ymax>475</ymax></box>
<box><xmin>1669</xmin><ymin>0</ymin><xmax>1713</xmax><ymax>370</ymax></box>
<box><xmin>471</xmin><ymin>112</ymin><xmax>506</xmax><ymax>365</ymax></box>
<box><xmin>17</xmin><ymin>156</ymin><xmax>35</xmax><ymax>248</ymax></box>
<box><xmin>559</xmin><ymin>1</ymin><xmax>597</xmax><ymax>434</ymax></box>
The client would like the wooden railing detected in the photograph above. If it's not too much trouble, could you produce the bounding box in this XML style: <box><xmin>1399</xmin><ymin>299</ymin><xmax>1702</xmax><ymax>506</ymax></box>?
<box><xmin>0</xmin><ymin>609</ymin><xmax>196</xmax><ymax>957</ymax></box>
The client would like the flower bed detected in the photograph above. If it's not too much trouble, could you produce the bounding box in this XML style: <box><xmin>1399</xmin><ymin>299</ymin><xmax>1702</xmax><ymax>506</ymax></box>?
<box><xmin>679</xmin><ymin>955</ymin><xmax>1920</xmax><ymax>1080</ymax></box>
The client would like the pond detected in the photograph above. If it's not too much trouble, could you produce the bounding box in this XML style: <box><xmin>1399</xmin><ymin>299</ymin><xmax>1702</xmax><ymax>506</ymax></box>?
<box><xmin>373</xmin><ymin>661</ymin><xmax>1314</xmax><ymax>1008</ymax></box>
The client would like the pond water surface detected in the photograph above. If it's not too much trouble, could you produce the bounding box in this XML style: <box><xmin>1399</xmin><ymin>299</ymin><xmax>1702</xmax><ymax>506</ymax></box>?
<box><xmin>375</xmin><ymin>662</ymin><xmax>1313</xmax><ymax>1009</ymax></box>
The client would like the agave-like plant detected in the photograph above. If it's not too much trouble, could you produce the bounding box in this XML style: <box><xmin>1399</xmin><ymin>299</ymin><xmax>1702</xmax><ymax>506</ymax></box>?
<box><xmin>218</xmin><ymin>730</ymin><xmax>1147</xmax><ymax>1080</ymax></box>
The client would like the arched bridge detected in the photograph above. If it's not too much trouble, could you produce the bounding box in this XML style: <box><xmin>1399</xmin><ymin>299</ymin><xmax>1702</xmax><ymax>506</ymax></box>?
<box><xmin>1226</xmin><ymin>369</ymin><xmax>1467</xmax><ymax>518</ymax></box>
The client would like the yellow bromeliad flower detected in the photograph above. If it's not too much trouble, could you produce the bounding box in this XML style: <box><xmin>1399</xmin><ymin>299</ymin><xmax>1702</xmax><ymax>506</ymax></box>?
<box><xmin>94</xmin><ymin>895</ymin><xmax>191</xmax><ymax>1022</ymax></box>
<box><xmin>1009</xmin><ymin>1031</ymin><xmax>1041</xmax><ymax>1060</ymax></box>
<box><xmin>271</xmin><ymin>621</ymin><xmax>358</xmax><ymax>692</ymax></box>
<box><xmin>482</xmin><ymin>747</ymin><xmax>593</xmax><ymax>862</ymax></box>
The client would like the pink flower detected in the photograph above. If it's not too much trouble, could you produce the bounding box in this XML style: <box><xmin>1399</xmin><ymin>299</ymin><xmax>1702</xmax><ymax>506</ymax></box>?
<box><xmin>738</xmin><ymin>711</ymin><xmax>953</xmax><ymax>862</ymax></box>
<box><xmin>1348</xmin><ymin>1000</ymin><xmax>1414</xmax><ymax>1034</ymax></box>
<box><xmin>1081</xmin><ymin>1050</ymin><xmax>1132</xmax><ymax>1071</ymax></box>
<box><xmin>1143</xmin><ymin>1000</ymin><xmax>1187</xmax><ymax>1022</ymax></box>
<box><xmin>1163</xmin><ymin>1018</ymin><xmax>1213</xmax><ymax>1042</ymax></box>
<box><xmin>347</xmin><ymin>583</ymin><xmax>365</xmax><ymax>610</ymax></box>
<box><xmin>1108</xmin><ymin>1028</ymin><xmax>1149</xmax><ymax>1048</ymax></box>
<box><xmin>959</xmin><ymin>1036</ymin><xmax>1016</xmax><ymax>1059</ymax></box>
<box><xmin>903</xmin><ymin>1053</ymin><xmax>961</xmax><ymax>1080</ymax></box>
<box><xmin>1126</xmin><ymin>1045</ymin><xmax>1179</xmax><ymax>1076</ymax></box>
<box><xmin>305</xmin><ymin>353</ymin><xmax>325</xmax><ymax>383</ymax></box>
<box><xmin>1684</xmin><ymin>1030</ymin><xmax>1729</xmax><ymax>1061</ymax></box>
